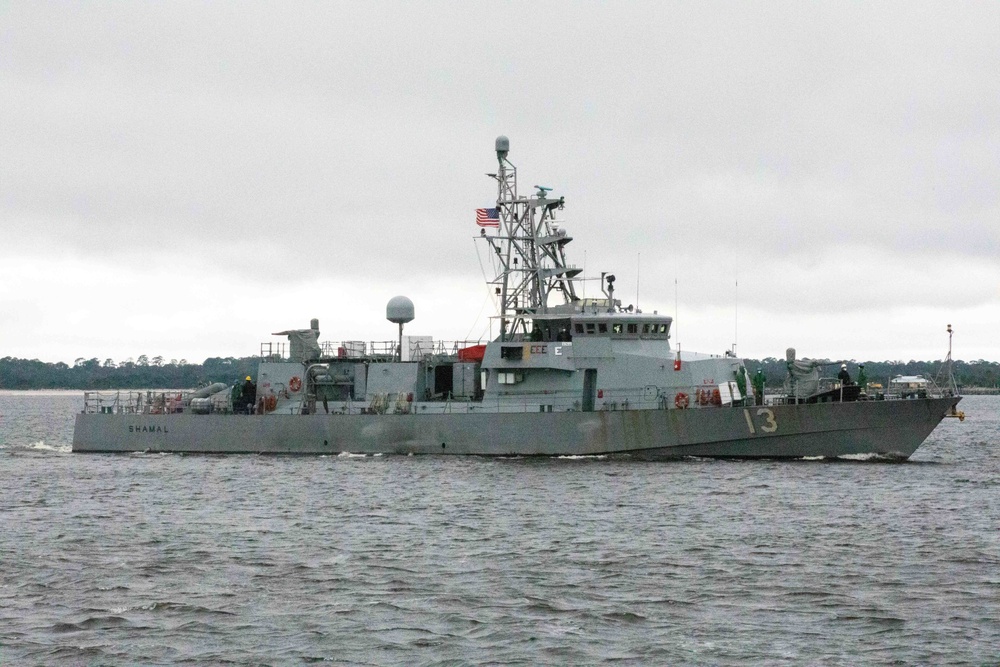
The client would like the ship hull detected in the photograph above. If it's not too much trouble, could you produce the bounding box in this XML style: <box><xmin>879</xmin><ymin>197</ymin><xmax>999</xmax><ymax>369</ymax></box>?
<box><xmin>73</xmin><ymin>396</ymin><xmax>960</xmax><ymax>459</ymax></box>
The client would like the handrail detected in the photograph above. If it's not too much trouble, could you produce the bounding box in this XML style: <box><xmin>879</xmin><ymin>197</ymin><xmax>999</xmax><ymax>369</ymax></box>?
<box><xmin>82</xmin><ymin>380</ymin><xmax>947</xmax><ymax>416</ymax></box>
<box><xmin>82</xmin><ymin>389</ymin><xmax>234</xmax><ymax>415</ymax></box>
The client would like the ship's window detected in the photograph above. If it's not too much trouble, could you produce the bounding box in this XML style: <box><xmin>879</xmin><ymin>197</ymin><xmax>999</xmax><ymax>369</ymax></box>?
<box><xmin>642</xmin><ymin>324</ymin><xmax>650</xmax><ymax>334</ymax></box>
<box><xmin>598</xmin><ymin>323</ymin><xmax>608</xmax><ymax>333</ymax></box>
<box><xmin>658</xmin><ymin>324</ymin><xmax>668</xmax><ymax>334</ymax></box>
<box><xmin>627</xmin><ymin>323</ymin><xmax>638</xmax><ymax>334</ymax></box>
<box><xmin>501</xmin><ymin>346</ymin><xmax>523</xmax><ymax>360</ymax></box>
<box><xmin>586</xmin><ymin>323</ymin><xmax>595</xmax><ymax>334</ymax></box>
<box><xmin>612</xmin><ymin>323</ymin><xmax>623</xmax><ymax>334</ymax></box>
<box><xmin>575</xmin><ymin>323</ymin><xmax>584</xmax><ymax>334</ymax></box>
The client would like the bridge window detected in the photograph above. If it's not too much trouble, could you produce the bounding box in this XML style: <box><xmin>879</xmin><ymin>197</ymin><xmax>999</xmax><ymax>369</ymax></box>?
<box><xmin>627</xmin><ymin>323</ymin><xmax>638</xmax><ymax>334</ymax></box>
<box><xmin>612</xmin><ymin>323</ymin><xmax>623</xmax><ymax>334</ymax></box>
<box><xmin>501</xmin><ymin>346</ymin><xmax>523</xmax><ymax>360</ymax></box>
<box><xmin>575</xmin><ymin>323</ymin><xmax>584</xmax><ymax>334</ymax></box>
<box><xmin>586</xmin><ymin>323</ymin><xmax>595</xmax><ymax>334</ymax></box>
<box><xmin>599</xmin><ymin>323</ymin><xmax>608</xmax><ymax>334</ymax></box>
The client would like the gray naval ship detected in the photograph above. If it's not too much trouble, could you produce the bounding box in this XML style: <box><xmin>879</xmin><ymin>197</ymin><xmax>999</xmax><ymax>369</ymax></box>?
<box><xmin>74</xmin><ymin>137</ymin><xmax>963</xmax><ymax>458</ymax></box>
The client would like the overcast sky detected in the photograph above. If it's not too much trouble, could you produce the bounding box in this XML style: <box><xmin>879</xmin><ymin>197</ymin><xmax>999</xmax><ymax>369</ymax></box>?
<box><xmin>2</xmin><ymin>2</ymin><xmax>998</xmax><ymax>366</ymax></box>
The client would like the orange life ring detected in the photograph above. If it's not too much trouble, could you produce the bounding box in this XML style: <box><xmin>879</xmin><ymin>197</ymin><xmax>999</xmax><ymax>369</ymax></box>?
<box><xmin>696</xmin><ymin>389</ymin><xmax>710</xmax><ymax>406</ymax></box>
<box><xmin>674</xmin><ymin>392</ymin><xmax>690</xmax><ymax>409</ymax></box>
<box><xmin>711</xmin><ymin>388</ymin><xmax>721</xmax><ymax>406</ymax></box>
<box><xmin>288</xmin><ymin>376</ymin><xmax>302</xmax><ymax>392</ymax></box>
<box><xmin>265</xmin><ymin>395</ymin><xmax>277</xmax><ymax>412</ymax></box>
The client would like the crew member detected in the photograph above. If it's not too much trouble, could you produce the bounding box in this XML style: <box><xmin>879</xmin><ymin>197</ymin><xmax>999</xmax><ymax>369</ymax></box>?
<box><xmin>857</xmin><ymin>364</ymin><xmax>868</xmax><ymax>391</ymax></box>
<box><xmin>752</xmin><ymin>368</ymin><xmax>766</xmax><ymax>406</ymax></box>
<box><xmin>231</xmin><ymin>381</ymin><xmax>244</xmax><ymax>413</ymax></box>
<box><xmin>838</xmin><ymin>364</ymin><xmax>852</xmax><ymax>385</ymax></box>
<box><xmin>242</xmin><ymin>375</ymin><xmax>257</xmax><ymax>413</ymax></box>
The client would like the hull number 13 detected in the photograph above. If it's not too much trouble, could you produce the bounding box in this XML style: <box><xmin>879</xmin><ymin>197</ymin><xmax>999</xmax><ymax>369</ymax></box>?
<box><xmin>743</xmin><ymin>408</ymin><xmax>778</xmax><ymax>435</ymax></box>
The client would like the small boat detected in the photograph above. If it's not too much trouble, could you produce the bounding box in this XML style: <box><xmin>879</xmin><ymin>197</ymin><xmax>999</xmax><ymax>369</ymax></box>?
<box><xmin>889</xmin><ymin>375</ymin><xmax>930</xmax><ymax>399</ymax></box>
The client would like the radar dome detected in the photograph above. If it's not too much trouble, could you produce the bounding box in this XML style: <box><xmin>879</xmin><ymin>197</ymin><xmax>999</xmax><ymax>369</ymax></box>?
<box><xmin>386</xmin><ymin>296</ymin><xmax>415</xmax><ymax>324</ymax></box>
<box><xmin>495</xmin><ymin>135</ymin><xmax>510</xmax><ymax>153</ymax></box>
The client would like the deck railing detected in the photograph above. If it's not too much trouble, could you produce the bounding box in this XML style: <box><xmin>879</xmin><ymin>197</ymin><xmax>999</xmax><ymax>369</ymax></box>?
<box><xmin>293</xmin><ymin>339</ymin><xmax>487</xmax><ymax>361</ymax></box>
<box><xmin>82</xmin><ymin>390</ymin><xmax>234</xmax><ymax>415</ymax></box>
<box><xmin>82</xmin><ymin>379</ymin><xmax>951</xmax><ymax>416</ymax></box>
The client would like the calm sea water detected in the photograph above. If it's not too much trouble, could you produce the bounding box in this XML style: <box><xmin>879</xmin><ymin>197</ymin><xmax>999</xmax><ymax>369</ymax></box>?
<box><xmin>1</xmin><ymin>391</ymin><xmax>998</xmax><ymax>665</ymax></box>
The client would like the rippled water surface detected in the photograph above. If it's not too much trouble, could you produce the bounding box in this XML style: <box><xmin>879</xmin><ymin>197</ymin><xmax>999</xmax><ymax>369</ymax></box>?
<box><xmin>1</xmin><ymin>391</ymin><xmax>998</xmax><ymax>665</ymax></box>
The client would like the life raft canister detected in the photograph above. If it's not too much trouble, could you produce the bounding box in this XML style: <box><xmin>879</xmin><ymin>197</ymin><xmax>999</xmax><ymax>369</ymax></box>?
<box><xmin>258</xmin><ymin>394</ymin><xmax>278</xmax><ymax>413</ymax></box>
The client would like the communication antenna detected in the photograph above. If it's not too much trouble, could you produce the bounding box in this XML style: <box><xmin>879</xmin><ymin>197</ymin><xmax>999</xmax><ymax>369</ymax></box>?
<box><xmin>674</xmin><ymin>275</ymin><xmax>679</xmax><ymax>347</ymax></box>
<box><xmin>733</xmin><ymin>275</ymin><xmax>739</xmax><ymax>356</ymax></box>
<box><xmin>636</xmin><ymin>252</ymin><xmax>640</xmax><ymax>312</ymax></box>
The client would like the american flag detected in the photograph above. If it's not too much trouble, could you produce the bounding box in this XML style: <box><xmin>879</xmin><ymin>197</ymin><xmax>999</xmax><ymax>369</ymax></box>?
<box><xmin>476</xmin><ymin>207</ymin><xmax>500</xmax><ymax>228</ymax></box>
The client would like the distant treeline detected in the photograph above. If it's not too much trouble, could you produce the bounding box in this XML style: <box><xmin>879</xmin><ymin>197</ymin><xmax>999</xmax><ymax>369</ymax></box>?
<box><xmin>0</xmin><ymin>356</ymin><xmax>258</xmax><ymax>390</ymax></box>
<box><xmin>0</xmin><ymin>355</ymin><xmax>997</xmax><ymax>391</ymax></box>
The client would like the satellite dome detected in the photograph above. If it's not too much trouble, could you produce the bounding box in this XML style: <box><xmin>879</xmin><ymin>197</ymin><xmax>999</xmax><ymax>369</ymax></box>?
<box><xmin>495</xmin><ymin>135</ymin><xmax>510</xmax><ymax>153</ymax></box>
<box><xmin>386</xmin><ymin>296</ymin><xmax>415</xmax><ymax>324</ymax></box>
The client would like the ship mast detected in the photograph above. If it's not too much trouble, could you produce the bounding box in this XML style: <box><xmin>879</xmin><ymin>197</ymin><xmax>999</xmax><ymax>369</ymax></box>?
<box><xmin>487</xmin><ymin>136</ymin><xmax>581</xmax><ymax>341</ymax></box>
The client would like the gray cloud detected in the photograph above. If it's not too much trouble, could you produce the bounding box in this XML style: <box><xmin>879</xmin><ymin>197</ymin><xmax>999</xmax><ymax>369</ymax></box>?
<box><xmin>3</xmin><ymin>2</ymin><xmax>998</xmax><ymax>362</ymax></box>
